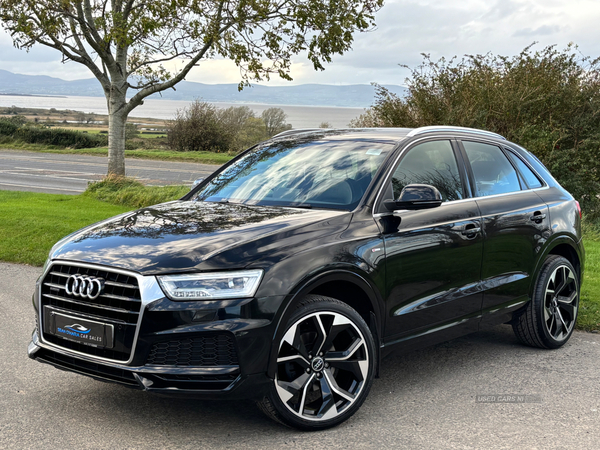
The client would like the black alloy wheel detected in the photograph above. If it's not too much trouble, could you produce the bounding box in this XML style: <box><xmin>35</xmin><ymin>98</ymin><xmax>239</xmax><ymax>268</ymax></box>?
<box><xmin>257</xmin><ymin>295</ymin><xmax>376</xmax><ymax>430</ymax></box>
<box><xmin>512</xmin><ymin>255</ymin><xmax>579</xmax><ymax>349</ymax></box>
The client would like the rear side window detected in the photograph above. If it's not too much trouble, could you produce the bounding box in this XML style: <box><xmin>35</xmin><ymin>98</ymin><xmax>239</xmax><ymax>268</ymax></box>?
<box><xmin>506</xmin><ymin>151</ymin><xmax>543</xmax><ymax>189</ymax></box>
<box><xmin>463</xmin><ymin>141</ymin><xmax>521</xmax><ymax>197</ymax></box>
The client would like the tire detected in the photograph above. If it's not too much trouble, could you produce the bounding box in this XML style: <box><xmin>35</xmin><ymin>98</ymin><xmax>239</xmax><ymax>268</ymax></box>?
<box><xmin>257</xmin><ymin>295</ymin><xmax>376</xmax><ymax>430</ymax></box>
<box><xmin>512</xmin><ymin>255</ymin><xmax>579</xmax><ymax>349</ymax></box>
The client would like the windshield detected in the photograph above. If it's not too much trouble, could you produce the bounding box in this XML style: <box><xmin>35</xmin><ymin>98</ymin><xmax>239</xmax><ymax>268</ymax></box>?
<box><xmin>192</xmin><ymin>136</ymin><xmax>395</xmax><ymax>210</ymax></box>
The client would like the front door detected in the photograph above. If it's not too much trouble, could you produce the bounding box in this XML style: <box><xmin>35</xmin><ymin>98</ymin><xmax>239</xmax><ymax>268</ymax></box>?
<box><xmin>380</xmin><ymin>139</ymin><xmax>483</xmax><ymax>343</ymax></box>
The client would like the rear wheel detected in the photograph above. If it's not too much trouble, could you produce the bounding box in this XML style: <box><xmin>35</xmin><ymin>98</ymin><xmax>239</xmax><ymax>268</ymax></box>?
<box><xmin>512</xmin><ymin>255</ymin><xmax>579</xmax><ymax>349</ymax></box>
<box><xmin>257</xmin><ymin>295</ymin><xmax>376</xmax><ymax>430</ymax></box>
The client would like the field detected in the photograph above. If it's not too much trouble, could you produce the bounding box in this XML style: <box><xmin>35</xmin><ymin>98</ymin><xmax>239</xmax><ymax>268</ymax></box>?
<box><xmin>0</xmin><ymin>104</ymin><xmax>166</xmax><ymax>133</ymax></box>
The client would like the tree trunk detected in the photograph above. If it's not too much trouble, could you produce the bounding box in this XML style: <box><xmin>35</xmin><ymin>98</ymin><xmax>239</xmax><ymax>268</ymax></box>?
<box><xmin>106</xmin><ymin>89</ymin><xmax>128</xmax><ymax>177</ymax></box>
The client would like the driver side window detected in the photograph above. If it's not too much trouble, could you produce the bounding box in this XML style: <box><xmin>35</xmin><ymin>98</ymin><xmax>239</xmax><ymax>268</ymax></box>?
<box><xmin>391</xmin><ymin>140</ymin><xmax>464</xmax><ymax>202</ymax></box>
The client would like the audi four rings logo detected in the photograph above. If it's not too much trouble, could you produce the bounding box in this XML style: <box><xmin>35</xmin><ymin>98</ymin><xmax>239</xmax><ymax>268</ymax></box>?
<box><xmin>65</xmin><ymin>275</ymin><xmax>105</xmax><ymax>300</ymax></box>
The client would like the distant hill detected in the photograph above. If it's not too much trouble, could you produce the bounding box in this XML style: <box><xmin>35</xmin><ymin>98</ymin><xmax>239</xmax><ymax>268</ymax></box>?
<box><xmin>0</xmin><ymin>69</ymin><xmax>405</xmax><ymax>108</ymax></box>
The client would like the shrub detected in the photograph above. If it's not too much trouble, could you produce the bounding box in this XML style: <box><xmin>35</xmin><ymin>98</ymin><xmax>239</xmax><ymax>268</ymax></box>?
<box><xmin>13</xmin><ymin>126</ymin><xmax>107</xmax><ymax>148</ymax></box>
<box><xmin>167</xmin><ymin>100</ymin><xmax>233</xmax><ymax>152</ymax></box>
<box><xmin>1</xmin><ymin>115</ymin><xmax>28</xmax><ymax>127</ymax></box>
<box><xmin>0</xmin><ymin>118</ymin><xmax>21</xmax><ymax>136</ymax></box>
<box><xmin>0</xmin><ymin>117</ymin><xmax>107</xmax><ymax>148</ymax></box>
<box><xmin>166</xmin><ymin>101</ymin><xmax>284</xmax><ymax>153</ymax></box>
<box><xmin>125</xmin><ymin>123</ymin><xmax>139</xmax><ymax>140</ymax></box>
<box><xmin>352</xmin><ymin>44</ymin><xmax>600</xmax><ymax>219</ymax></box>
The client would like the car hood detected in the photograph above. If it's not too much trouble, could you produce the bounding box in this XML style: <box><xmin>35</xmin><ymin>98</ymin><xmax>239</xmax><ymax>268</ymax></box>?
<box><xmin>50</xmin><ymin>201</ymin><xmax>350</xmax><ymax>274</ymax></box>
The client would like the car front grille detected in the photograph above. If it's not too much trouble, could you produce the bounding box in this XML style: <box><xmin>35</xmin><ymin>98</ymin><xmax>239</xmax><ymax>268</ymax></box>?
<box><xmin>145</xmin><ymin>334</ymin><xmax>239</xmax><ymax>366</ymax></box>
<box><xmin>40</xmin><ymin>263</ymin><xmax>141</xmax><ymax>362</ymax></box>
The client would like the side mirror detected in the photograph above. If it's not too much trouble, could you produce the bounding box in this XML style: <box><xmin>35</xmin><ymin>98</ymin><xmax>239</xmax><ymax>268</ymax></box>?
<box><xmin>191</xmin><ymin>177</ymin><xmax>205</xmax><ymax>190</ymax></box>
<box><xmin>384</xmin><ymin>184</ymin><xmax>443</xmax><ymax>211</ymax></box>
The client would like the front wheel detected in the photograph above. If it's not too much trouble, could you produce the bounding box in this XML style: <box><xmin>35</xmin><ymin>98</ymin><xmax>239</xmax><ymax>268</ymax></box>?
<box><xmin>512</xmin><ymin>255</ymin><xmax>579</xmax><ymax>349</ymax></box>
<box><xmin>257</xmin><ymin>295</ymin><xmax>376</xmax><ymax>430</ymax></box>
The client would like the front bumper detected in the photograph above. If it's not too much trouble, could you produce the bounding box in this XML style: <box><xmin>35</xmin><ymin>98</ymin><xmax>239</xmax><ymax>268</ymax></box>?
<box><xmin>32</xmin><ymin>260</ymin><xmax>286</xmax><ymax>399</ymax></box>
<box><xmin>29</xmin><ymin>331</ymin><xmax>271</xmax><ymax>399</ymax></box>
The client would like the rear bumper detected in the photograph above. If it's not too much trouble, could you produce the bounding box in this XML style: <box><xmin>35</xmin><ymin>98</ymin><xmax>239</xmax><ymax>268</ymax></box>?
<box><xmin>28</xmin><ymin>331</ymin><xmax>271</xmax><ymax>399</ymax></box>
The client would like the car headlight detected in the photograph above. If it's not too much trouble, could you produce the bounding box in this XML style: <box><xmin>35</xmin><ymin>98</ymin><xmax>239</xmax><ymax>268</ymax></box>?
<box><xmin>157</xmin><ymin>270</ymin><xmax>264</xmax><ymax>300</ymax></box>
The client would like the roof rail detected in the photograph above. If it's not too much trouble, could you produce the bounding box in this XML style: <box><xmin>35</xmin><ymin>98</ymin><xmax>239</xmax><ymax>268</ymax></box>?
<box><xmin>272</xmin><ymin>128</ymin><xmax>323</xmax><ymax>138</ymax></box>
<box><xmin>406</xmin><ymin>126</ymin><xmax>506</xmax><ymax>140</ymax></box>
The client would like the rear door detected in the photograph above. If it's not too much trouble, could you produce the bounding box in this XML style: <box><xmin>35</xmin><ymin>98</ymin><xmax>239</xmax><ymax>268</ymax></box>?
<box><xmin>459</xmin><ymin>140</ymin><xmax>550</xmax><ymax>326</ymax></box>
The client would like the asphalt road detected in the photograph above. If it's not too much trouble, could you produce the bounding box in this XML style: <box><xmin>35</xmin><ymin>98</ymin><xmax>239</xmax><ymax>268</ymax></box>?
<box><xmin>1</xmin><ymin>262</ymin><xmax>599</xmax><ymax>449</ymax></box>
<box><xmin>0</xmin><ymin>150</ymin><xmax>220</xmax><ymax>194</ymax></box>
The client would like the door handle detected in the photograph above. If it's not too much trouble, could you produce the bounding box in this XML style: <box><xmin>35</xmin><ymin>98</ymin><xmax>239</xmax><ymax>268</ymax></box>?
<box><xmin>461</xmin><ymin>225</ymin><xmax>481</xmax><ymax>236</ymax></box>
<box><xmin>530</xmin><ymin>212</ymin><xmax>546</xmax><ymax>222</ymax></box>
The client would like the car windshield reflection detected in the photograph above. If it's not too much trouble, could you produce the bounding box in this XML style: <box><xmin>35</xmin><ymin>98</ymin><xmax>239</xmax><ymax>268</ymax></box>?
<box><xmin>193</xmin><ymin>136</ymin><xmax>394</xmax><ymax>210</ymax></box>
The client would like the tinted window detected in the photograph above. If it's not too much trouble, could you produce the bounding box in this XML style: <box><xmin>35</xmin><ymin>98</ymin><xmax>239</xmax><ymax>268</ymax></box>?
<box><xmin>391</xmin><ymin>140</ymin><xmax>463</xmax><ymax>202</ymax></box>
<box><xmin>507</xmin><ymin>151</ymin><xmax>543</xmax><ymax>189</ymax></box>
<box><xmin>463</xmin><ymin>141</ymin><xmax>521</xmax><ymax>197</ymax></box>
<box><xmin>193</xmin><ymin>137</ymin><xmax>393</xmax><ymax>210</ymax></box>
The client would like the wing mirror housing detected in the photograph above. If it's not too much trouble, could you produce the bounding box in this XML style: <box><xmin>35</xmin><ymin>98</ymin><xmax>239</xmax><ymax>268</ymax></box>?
<box><xmin>384</xmin><ymin>184</ymin><xmax>443</xmax><ymax>211</ymax></box>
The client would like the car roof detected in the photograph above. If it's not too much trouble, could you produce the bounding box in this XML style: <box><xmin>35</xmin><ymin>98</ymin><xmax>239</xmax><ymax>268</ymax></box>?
<box><xmin>273</xmin><ymin>126</ymin><xmax>506</xmax><ymax>143</ymax></box>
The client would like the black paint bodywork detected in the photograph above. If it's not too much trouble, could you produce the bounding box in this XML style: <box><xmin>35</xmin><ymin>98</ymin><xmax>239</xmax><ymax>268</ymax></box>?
<box><xmin>29</xmin><ymin>128</ymin><xmax>585</xmax><ymax>398</ymax></box>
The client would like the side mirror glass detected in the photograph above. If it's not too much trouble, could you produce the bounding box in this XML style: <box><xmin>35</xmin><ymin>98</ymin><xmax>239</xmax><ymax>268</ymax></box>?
<box><xmin>384</xmin><ymin>184</ymin><xmax>443</xmax><ymax>211</ymax></box>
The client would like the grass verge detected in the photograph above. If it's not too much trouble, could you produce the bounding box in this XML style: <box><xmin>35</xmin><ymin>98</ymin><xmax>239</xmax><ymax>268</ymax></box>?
<box><xmin>0</xmin><ymin>141</ymin><xmax>233</xmax><ymax>165</ymax></box>
<box><xmin>83</xmin><ymin>176</ymin><xmax>189</xmax><ymax>208</ymax></box>
<box><xmin>578</xmin><ymin>239</ymin><xmax>600</xmax><ymax>331</ymax></box>
<box><xmin>0</xmin><ymin>190</ymin><xmax>131</xmax><ymax>266</ymax></box>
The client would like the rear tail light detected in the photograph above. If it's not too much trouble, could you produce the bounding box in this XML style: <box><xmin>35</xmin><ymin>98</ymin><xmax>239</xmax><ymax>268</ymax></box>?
<box><xmin>575</xmin><ymin>201</ymin><xmax>582</xmax><ymax>219</ymax></box>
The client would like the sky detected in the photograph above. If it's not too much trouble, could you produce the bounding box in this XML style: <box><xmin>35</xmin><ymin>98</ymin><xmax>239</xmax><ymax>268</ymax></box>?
<box><xmin>1</xmin><ymin>0</ymin><xmax>600</xmax><ymax>87</ymax></box>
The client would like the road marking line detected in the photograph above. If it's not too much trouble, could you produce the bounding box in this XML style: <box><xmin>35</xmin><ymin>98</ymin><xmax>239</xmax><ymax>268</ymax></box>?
<box><xmin>0</xmin><ymin>182</ymin><xmax>81</xmax><ymax>192</ymax></box>
<box><xmin>0</xmin><ymin>172</ymin><xmax>94</xmax><ymax>182</ymax></box>
<box><xmin>13</xmin><ymin>167</ymin><xmax>99</xmax><ymax>176</ymax></box>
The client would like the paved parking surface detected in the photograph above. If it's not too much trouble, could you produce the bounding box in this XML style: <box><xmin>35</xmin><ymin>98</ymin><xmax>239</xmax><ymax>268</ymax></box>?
<box><xmin>0</xmin><ymin>150</ymin><xmax>220</xmax><ymax>194</ymax></box>
<box><xmin>1</xmin><ymin>261</ymin><xmax>599</xmax><ymax>449</ymax></box>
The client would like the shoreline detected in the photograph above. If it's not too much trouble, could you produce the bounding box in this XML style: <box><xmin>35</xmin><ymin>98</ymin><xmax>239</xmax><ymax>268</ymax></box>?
<box><xmin>0</xmin><ymin>93</ymin><xmax>67</xmax><ymax>99</ymax></box>
<box><xmin>0</xmin><ymin>94</ymin><xmax>363</xmax><ymax>128</ymax></box>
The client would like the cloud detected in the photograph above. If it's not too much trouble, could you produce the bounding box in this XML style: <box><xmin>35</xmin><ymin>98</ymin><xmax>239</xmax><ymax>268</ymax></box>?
<box><xmin>1</xmin><ymin>0</ymin><xmax>600</xmax><ymax>86</ymax></box>
<box><xmin>0</xmin><ymin>29</ymin><xmax>91</xmax><ymax>79</ymax></box>
<box><xmin>513</xmin><ymin>25</ymin><xmax>563</xmax><ymax>37</ymax></box>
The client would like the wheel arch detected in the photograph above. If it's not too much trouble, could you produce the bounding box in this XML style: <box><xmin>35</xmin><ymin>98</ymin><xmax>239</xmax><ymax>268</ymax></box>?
<box><xmin>266</xmin><ymin>269</ymin><xmax>384</xmax><ymax>379</ymax></box>
<box><xmin>536</xmin><ymin>235</ymin><xmax>583</xmax><ymax>290</ymax></box>
<box><xmin>524</xmin><ymin>235</ymin><xmax>583</xmax><ymax>307</ymax></box>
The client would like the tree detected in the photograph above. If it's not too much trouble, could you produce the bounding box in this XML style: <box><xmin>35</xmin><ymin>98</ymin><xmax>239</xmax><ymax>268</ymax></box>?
<box><xmin>0</xmin><ymin>0</ymin><xmax>383</xmax><ymax>176</ymax></box>
<box><xmin>220</xmin><ymin>106</ymin><xmax>255</xmax><ymax>131</ymax></box>
<box><xmin>261</xmin><ymin>107</ymin><xmax>292</xmax><ymax>136</ymax></box>
<box><xmin>351</xmin><ymin>45</ymin><xmax>600</xmax><ymax>218</ymax></box>
<box><xmin>236</xmin><ymin>116</ymin><xmax>269</xmax><ymax>149</ymax></box>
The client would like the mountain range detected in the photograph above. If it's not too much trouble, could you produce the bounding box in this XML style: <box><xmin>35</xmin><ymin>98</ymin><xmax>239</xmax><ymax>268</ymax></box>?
<box><xmin>0</xmin><ymin>69</ymin><xmax>405</xmax><ymax>108</ymax></box>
